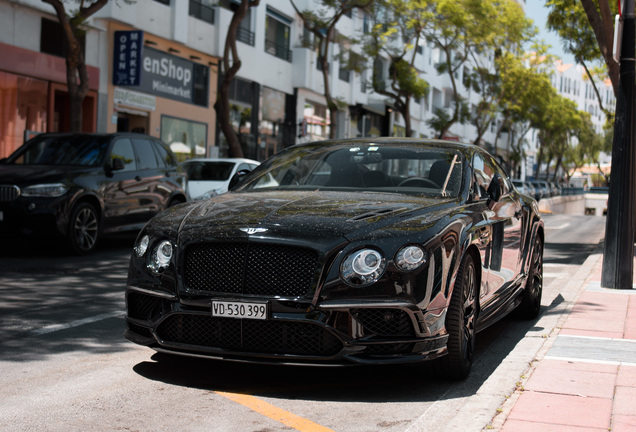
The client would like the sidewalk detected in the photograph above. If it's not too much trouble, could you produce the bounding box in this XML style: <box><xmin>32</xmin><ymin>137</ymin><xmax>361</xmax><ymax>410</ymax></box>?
<box><xmin>489</xmin><ymin>255</ymin><xmax>636</xmax><ymax>432</ymax></box>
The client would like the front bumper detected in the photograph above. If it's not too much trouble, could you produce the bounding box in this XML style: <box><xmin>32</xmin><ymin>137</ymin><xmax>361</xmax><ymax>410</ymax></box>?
<box><xmin>124</xmin><ymin>287</ymin><xmax>449</xmax><ymax>366</ymax></box>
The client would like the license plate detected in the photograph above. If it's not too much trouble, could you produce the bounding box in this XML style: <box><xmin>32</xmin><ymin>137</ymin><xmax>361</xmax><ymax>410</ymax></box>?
<box><xmin>212</xmin><ymin>300</ymin><xmax>268</xmax><ymax>320</ymax></box>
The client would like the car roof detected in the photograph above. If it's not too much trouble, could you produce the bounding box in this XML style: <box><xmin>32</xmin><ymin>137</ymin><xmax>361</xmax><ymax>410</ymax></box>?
<box><xmin>30</xmin><ymin>132</ymin><xmax>158</xmax><ymax>139</ymax></box>
<box><xmin>182</xmin><ymin>158</ymin><xmax>260</xmax><ymax>164</ymax></box>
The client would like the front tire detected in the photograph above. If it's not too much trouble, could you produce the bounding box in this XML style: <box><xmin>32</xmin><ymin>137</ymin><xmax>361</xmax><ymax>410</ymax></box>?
<box><xmin>442</xmin><ymin>254</ymin><xmax>478</xmax><ymax>380</ymax></box>
<box><xmin>67</xmin><ymin>202</ymin><xmax>99</xmax><ymax>255</ymax></box>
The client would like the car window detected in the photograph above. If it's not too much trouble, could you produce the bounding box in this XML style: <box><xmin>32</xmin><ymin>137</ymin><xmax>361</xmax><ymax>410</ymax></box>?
<box><xmin>152</xmin><ymin>140</ymin><xmax>175</xmax><ymax>168</ymax></box>
<box><xmin>8</xmin><ymin>135</ymin><xmax>108</xmax><ymax>166</ymax></box>
<box><xmin>243</xmin><ymin>144</ymin><xmax>464</xmax><ymax>197</ymax></box>
<box><xmin>133</xmin><ymin>138</ymin><xmax>160</xmax><ymax>170</ymax></box>
<box><xmin>110</xmin><ymin>138</ymin><xmax>137</xmax><ymax>171</ymax></box>
<box><xmin>236</xmin><ymin>163</ymin><xmax>252</xmax><ymax>173</ymax></box>
<box><xmin>473</xmin><ymin>151</ymin><xmax>510</xmax><ymax>197</ymax></box>
<box><xmin>185</xmin><ymin>161</ymin><xmax>235</xmax><ymax>181</ymax></box>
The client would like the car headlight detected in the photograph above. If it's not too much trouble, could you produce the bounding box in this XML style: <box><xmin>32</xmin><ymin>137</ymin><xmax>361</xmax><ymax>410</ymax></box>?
<box><xmin>148</xmin><ymin>239</ymin><xmax>173</xmax><ymax>274</ymax></box>
<box><xmin>21</xmin><ymin>183</ymin><xmax>69</xmax><ymax>197</ymax></box>
<box><xmin>395</xmin><ymin>245</ymin><xmax>427</xmax><ymax>271</ymax></box>
<box><xmin>340</xmin><ymin>248</ymin><xmax>386</xmax><ymax>286</ymax></box>
<box><xmin>134</xmin><ymin>234</ymin><xmax>150</xmax><ymax>257</ymax></box>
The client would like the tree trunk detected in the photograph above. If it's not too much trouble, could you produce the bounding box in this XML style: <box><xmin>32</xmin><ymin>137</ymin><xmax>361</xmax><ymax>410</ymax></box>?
<box><xmin>579</xmin><ymin>0</ymin><xmax>619</xmax><ymax>96</ymax></box>
<box><xmin>43</xmin><ymin>0</ymin><xmax>108</xmax><ymax>133</ymax></box>
<box><xmin>215</xmin><ymin>0</ymin><xmax>260</xmax><ymax>157</ymax></box>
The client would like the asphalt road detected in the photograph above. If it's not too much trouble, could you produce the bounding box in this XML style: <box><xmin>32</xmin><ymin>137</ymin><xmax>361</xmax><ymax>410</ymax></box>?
<box><xmin>0</xmin><ymin>214</ymin><xmax>607</xmax><ymax>432</ymax></box>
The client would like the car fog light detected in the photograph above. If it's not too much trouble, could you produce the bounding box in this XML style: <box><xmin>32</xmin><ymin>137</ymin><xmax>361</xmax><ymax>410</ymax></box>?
<box><xmin>341</xmin><ymin>249</ymin><xmax>386</xmax><ymax>286</ymax></box>
<box><xmin>396</xmin><ymin>245</ymin><xmax>427</xmax><ymax>271</ymax></box>
<box><xmin>148</xmin><ymin>240</ymin><xmax>173</xmax><ymax>274</ymax></box>
<box><xmin>134</xmin><ymin>235</ymin><xmax>150</xmax><ymax>257</ymax></box>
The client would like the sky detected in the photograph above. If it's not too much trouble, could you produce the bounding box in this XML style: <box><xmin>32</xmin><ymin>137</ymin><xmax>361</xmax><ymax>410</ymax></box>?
<box><xmin>525</xmin><ymin>1</ymin><xmax>577</xmax><ymax>64</ymax></box>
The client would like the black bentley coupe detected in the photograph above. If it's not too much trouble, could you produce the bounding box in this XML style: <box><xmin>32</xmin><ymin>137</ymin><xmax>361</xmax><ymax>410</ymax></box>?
<box><xmin>124</xmin><ymin>138</ymin><xmax>544</xmax><ymax>379</ymax></box>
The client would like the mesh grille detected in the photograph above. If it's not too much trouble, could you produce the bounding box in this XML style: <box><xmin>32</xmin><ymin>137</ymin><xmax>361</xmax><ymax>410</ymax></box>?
<box><xmin>0</xmin><ymin>185</ymin><xmax>20</xmax><ymax>202</ymax></box>
<box><xmin>126</xmin><ymin>291</ymin><xmax>163</xmax><ymax>321</ymax></box>
<box><xmin>184</xmin><ymin>242</ymin><xmax>318</xmax><ymax>296</ymax></box>
<box><xmin>352</xmin><ymin>309</ymin><xmax>415</xmax><ymax>337</ymax></box>
<box><xmin>156</xmin><ymin>314</ymin><xmax>342</xmax><ymax>356</ymax></box>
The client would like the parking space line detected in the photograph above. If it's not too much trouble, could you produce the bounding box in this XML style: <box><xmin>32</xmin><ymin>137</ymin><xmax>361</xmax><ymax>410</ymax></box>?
<box><xmin>215</xmin><ymin>391</ymin><xmax>335</xmax><ymax>432</ymax></box>
<box><xmin>30</xmin><ymin>311</ymin><xmax>123</xmax><ymax>336</ymax></box>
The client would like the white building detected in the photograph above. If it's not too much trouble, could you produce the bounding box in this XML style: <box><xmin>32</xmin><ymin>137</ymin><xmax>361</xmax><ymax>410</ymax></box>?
<box><xmin>8</xmin><ymin>0</ymin><xmax>593</xmax><ymax>169</ymax></box>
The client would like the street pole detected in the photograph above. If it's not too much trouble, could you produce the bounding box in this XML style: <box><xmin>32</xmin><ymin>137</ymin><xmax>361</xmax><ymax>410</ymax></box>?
<box><xmin>602</xmin><ymin>0</ymin><xmax>636</xmax><ymax>289</ymax></box>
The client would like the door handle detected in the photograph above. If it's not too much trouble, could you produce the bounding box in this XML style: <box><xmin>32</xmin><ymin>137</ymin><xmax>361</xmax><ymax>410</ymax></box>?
<box><xmin>135</xmin><ymin>176</ymin><xmax>142</xmax><ymax>181</ymax></box>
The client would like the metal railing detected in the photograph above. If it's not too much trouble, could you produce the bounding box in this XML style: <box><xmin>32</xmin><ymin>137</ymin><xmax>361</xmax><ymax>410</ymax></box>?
<box><xmin>264</xmin><ymin>40</ymin><xmax>292</xmax><ymax>62</ymax></box>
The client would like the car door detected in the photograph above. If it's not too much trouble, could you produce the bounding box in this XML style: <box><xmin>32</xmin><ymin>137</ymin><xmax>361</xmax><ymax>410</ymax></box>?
<box><xmin>472</xmin><ymin>151</ymin><xmax>523</xmax><ymax>312</ymax></box>
<box><xmin>130</xmin><ymin>136</ymin><xmax>167</xmax><ymax>221</ymax></box>
<box><xmin>102</xmin><ymin>137</ymin><xmax>147</xmax><ymax>230</ymax></box>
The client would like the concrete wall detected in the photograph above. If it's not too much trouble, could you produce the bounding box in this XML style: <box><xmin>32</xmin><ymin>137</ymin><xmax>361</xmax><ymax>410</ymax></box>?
<box><xmin>538</xmin><ymin>194</ymin><xmax>608</xmax><ymax>216</ymax></box>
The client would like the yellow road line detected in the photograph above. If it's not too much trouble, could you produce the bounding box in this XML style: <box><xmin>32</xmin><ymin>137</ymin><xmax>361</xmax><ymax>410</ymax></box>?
<box><xmin>215</xmin><ymin>391</ymin><xmax>336</xmax><ymax>432</ymax></box>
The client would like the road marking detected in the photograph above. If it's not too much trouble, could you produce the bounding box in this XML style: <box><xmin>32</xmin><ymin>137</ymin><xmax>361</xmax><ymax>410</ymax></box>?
<box><xmin>215</xmin><ymin>391</ymin><xmax>335</xmax><ymax>432</ymax></box>
<box><xmin>546</xmin><ymin>335</ymin><xmax>636</xmax><ymax>366</ymax></box>
<box><xmin>546</xmin><ymin>223</ymin><xmax>570</xmax><ymax>230</ymax></box>
<box><xmin>30</xmin><ymin>311</ymin><xmax>123</xmax><ymax>336</ymax></box>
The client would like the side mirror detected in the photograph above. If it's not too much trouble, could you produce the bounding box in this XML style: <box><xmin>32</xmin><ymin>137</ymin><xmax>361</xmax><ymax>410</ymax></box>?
<box><xmin>111</xmin><ymin>158</ymin><xmax>125</xmax><ymax>171</ymax></box>
<box><xmin>486</xmin><ymin>173</ymin><xmax>504</xmax><ymax>209</ymax></box>
<box><xmin>228</xmin><ymin>169</ymin><xmax>251</xmax><ymax>190</ymax></box>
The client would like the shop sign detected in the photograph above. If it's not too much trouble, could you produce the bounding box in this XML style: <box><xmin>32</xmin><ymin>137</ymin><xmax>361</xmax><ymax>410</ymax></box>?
<box><xmin>114</xmin><ymin>88</ymin><xmax>156</xmax><ymax>111</ymax></box>
<box><xmin>137</xmin><ymin>47</ymin><xmax>196</xmax><ymax>105</ymax></box>
<box><xmin>113</xmin><ymin>30</ymin><xmax>144</xmax><ymax>86</ymax></box>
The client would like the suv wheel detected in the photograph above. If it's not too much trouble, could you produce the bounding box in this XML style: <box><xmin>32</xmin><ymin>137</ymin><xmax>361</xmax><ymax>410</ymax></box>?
<box><xmin>67</xmin><ymin>202</ymin><xmax>99</xmax><ymax>255</ymax></box>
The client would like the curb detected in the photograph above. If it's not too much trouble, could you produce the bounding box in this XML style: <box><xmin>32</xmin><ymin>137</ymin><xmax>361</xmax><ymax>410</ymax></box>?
<box><xmin>483</xmin><ymin>250</ymin><xmax>604</xmax><ymax>431</ymax></box>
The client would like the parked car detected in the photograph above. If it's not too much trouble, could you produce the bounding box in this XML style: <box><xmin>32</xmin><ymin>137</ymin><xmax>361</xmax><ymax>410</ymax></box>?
<box><xmin>125</xmin><ymin>137</ymin><xmax>544</xmax><ymax>380</ymax></box>
<box><xmin>531</xmin><ymin>181</ymin><xmax>550</xmax><ymax>200</ymax></box>
<box><xmin>181</xmin><ymin>158</ymin><xmax>260</xmax><ymax>200</ymax></box>
<box><xmin>0</xmin><ymin>133</ymin><xmax>187</xmax><ymax>254</ymax></box>
<box><xmin>512</xmin><ymin>179</ymin><xmax>536</xmax><ymax>198</ymax></box>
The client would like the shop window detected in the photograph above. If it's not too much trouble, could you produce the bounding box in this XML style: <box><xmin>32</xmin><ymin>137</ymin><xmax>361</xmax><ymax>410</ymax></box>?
<box><xmin>265</xmin><ymin>8</ymin><xmax>292</xmax><ymax>62</ymax></box>
<box><xmin>0</xmin><ymin>73</ymin><xmax>49</xmax><ymax>158</ymax></box>
<box><xmin>193</xmin><ymin>63</ymin><xmax>210</xmax><ymax>107</ymax></box>
<box><xmin>190</xmin><ymin>0</ymin><xmax>215</xmax><ymax>24</ymax></box>
<box><xmin>160</xmin><ymin>115</ymin><xmax>208</xmax><ymax>163</ymax></box>
<box><xmin>40</xmin><ymin>18</ymin><xmax>85</xmax><ymax>58</ymax></box>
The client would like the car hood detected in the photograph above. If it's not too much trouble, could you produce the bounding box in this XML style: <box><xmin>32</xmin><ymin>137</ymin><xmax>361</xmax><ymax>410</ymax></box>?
<box><xmin>0</xmin><ymin>164</ymin><xmax>88</xmax><ymax>186</ymax></box>
<box><xmin>175</xmin><ymin>190</ymin><xmax>457</xmax><ymax>246</ymax></box>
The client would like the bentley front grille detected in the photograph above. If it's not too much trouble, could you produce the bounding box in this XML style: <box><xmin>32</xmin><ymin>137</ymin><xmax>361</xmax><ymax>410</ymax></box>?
<box><xmin>184</xmin><ymin>242</ymin><xmax>318</xmax><ymax>297</ymax></box>
<box><xmin>156</xmin><ymin>314</ymin><xmax>343</xmax><ymax>357</ymax></box>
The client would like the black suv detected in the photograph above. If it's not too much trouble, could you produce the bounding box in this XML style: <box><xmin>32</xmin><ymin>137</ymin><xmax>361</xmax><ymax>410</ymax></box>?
<box><xmin>0</xmin><ymin>133</ymin><xmax>187</xmax><ymax>254</ymax></box>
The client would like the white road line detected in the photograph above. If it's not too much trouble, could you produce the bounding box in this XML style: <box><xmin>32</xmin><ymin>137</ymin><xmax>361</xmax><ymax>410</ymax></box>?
<box><xmin>546</xmin><ymin>223</ymin><xmax>570</xmax><ymax>230</ymax></box>
<box><xmin>30</xmin><ymin>311</ymin><xmax>123</xmax><ymax>336</ymax></box>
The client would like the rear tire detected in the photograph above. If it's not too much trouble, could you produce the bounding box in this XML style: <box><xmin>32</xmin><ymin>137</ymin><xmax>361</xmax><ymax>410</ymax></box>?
<box><xmin>67</xmin><ymin>202</ymin><xmax>99</xmax><ymax>255</ymax></box>
<box><xmin>441</xmin><ymin>254</ymin><xmax>478</xmax><ymax>380</ymax></box>
<box><xmin>517</xmin><ymin>236</ymin><xmax>543</xmax><ymax>319</ymax></box>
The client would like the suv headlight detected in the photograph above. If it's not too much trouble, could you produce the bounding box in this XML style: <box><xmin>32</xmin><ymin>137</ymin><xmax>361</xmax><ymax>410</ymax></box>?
<box><xmin>22</xmin><ymin>183</ymin><xmax>69</xmax><ymax>197</ymax></box>
<box><xmin>340</xmin><ymin>248</ymin><xmax>386</xmax><ymax>286</ymax></box>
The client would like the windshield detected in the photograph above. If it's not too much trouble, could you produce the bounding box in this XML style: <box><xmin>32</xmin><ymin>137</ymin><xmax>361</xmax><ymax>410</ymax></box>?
<box><xmin>239</xmin><ymin>143</ymin><xmax>464</xmax><ymax>197</ymax></box>
<box><xmin>183</xmin><ymin>161</ymin><xmax>235</xmax><ymax>181</ymax></box>
<box><xmin>6</xmin><ymin>135</ymin><xmax>109</xmax><ymax>166</ymax></box>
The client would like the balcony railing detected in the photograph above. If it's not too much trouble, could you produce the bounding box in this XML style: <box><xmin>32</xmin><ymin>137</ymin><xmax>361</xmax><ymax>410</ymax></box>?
<box><xmin>189</xmin><ymin>0</ymin><xmax>215</xmax><ymax>24</ymax></box>
<box><xmin>265</xmin><ymin>40</ymin><xmax>292</xmax><ymax>62</ymax></box>
<box><xmin>237</xmin><ymin>27</ymin><xmax>255</xmax><ymax>46</ymax></box>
